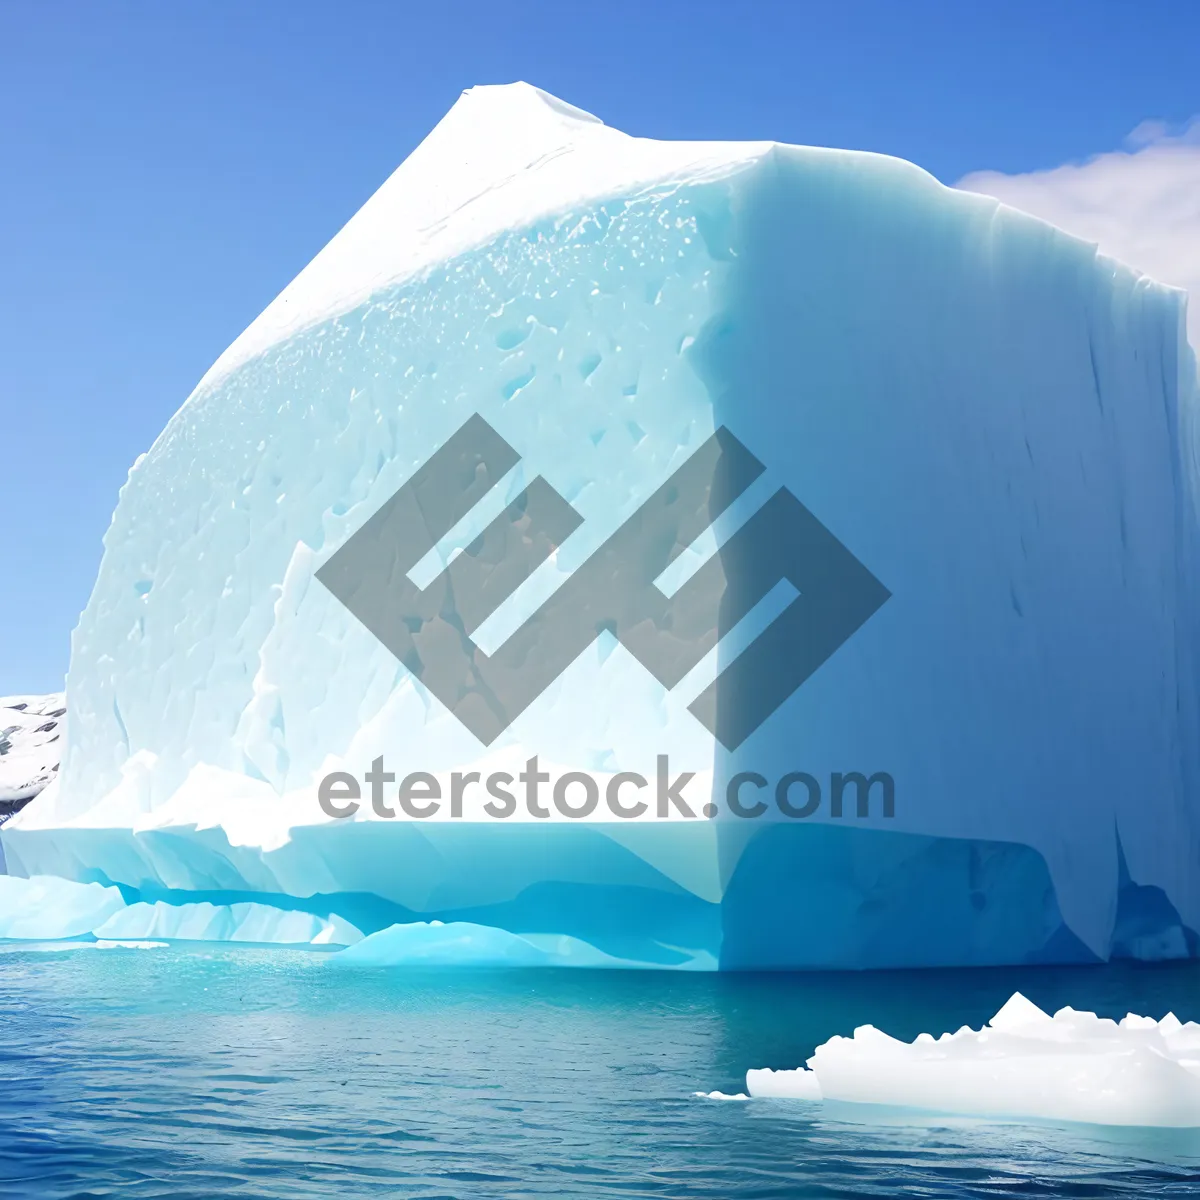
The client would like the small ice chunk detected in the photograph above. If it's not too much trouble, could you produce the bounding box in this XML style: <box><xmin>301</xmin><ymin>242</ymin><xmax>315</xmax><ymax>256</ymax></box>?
<box><xmin>2</xmin><ymin>938</ymin><xmax>166</xmax><ymax>953</ymax></box>
<box><xmin>91</xmin><ymin>939</ymin><xmax>168</xmax><ymax>950</ymax></box>
<box><xmin>743</xmin><ymin>992</ymin><xmax>1200</xmax><ymax>1127</ymax></box>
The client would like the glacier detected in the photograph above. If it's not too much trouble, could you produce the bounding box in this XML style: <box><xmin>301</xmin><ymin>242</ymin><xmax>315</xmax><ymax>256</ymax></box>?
<box><xmin>3</xmin><ymin>83</ymin><xmax>1199</xmax><ymax>970</ymax></box>
<box><xmin>743</xmin><ymin>992</ymin><xmax>1200</xmax><ymax>1128</ymax></box>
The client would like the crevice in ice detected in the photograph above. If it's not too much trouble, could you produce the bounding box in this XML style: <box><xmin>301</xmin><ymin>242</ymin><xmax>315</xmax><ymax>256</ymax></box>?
<box><xmin>1112</xmin><ymin>834</ymin><xmax>1198</xmax><ymax>961</ymax></box>
<box><xmin>1087</xmin><ymin>333</ymin><xmax>1105</xmax><ymax>415</ymax></box>
<box><xmin>111</xmin><ymin>697</ymin><xmax>130</xmax><ymax>754</ymax></box>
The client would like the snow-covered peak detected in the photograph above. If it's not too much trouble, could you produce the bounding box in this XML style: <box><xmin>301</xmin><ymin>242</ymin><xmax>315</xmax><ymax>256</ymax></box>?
<box><xmin>0</xmin><ymin>693</ymin><xmax>65</xmax><ymax>814</ymax></box>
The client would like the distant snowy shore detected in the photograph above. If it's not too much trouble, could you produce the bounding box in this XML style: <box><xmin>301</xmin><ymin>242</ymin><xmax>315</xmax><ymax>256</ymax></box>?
<box><xmin>0</xmin><ymin>694</ymin><xmax>65</xmax><ymax>821</ymax></box>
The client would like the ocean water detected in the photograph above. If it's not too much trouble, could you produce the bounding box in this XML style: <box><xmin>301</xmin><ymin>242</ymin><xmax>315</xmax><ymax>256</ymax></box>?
<box><xmin>3</xmin><ymin>949</ymin><xmax>1200</xmax><ymax>1198</ymax></box>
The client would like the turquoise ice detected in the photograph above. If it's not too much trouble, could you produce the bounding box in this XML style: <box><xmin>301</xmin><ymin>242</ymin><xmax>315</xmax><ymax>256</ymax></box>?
<box><xmin>3</xmin><ymin>84</ymin><xmax>1197</xmax><ymax>969</ymax></box>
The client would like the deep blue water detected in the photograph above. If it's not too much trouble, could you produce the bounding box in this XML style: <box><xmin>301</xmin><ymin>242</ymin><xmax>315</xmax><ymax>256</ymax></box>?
<box><xmin>4</xmin><ymin>949</ymin><xmax>1200</xmax><ymax>1198</ymax></box>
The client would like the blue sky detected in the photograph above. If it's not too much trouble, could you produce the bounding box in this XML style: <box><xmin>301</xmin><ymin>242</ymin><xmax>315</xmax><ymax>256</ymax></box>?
<box><xmin>3</xmin><ymin>0</ymin><xmax>1199</xmax><ymax>694</ymax></box>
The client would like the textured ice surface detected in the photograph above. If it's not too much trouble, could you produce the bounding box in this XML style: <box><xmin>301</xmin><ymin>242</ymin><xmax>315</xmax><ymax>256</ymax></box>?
<box><xmin>746</xmin><ymin>992</ymin><xmax>1200</xmax><ymax>1127</ymax></box>
<box><xmin>0</xmin><ymin>694</ymin><xmax>65</xmax><ymax>809</ymax></box>
<box><xmin>3</xmin><ymin>83</ymin><xmax>1199</xmax><ymax>969</ymax></box>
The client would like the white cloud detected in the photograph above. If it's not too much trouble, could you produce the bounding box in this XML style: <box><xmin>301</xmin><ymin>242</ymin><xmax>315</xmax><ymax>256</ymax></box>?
<box><xmin>958</xmin><ymin>120</ymin><xmax>1200</xmax><ymax>355</ymax></box>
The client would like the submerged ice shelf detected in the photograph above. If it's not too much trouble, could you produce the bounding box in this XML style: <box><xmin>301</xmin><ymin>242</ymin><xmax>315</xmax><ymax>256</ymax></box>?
<box><xmin>2</xmin><ymin>82</ymin><xmax>1199</xmax><ymax>970</ymax></box>
<box><xmin>0</xmin><ymin>874</ymin><xmax>700</xmax><ymax>965</ymax></box>
<box><xmin>742</xmin><ymin>993</ymin><xmax>1200</xmax><ymax>1128</ymax></box>
<box><xmin>0</xmin><ymin>874</ymin><xmax>362</xmax><ymax>946</ymax></box>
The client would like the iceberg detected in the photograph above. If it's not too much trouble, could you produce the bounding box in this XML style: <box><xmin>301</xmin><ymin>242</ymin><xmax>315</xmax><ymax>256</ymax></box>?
<box><xmin>745</xmin><ymin>992</ymin><xmax>1200</xmax><ymax>1128</ymax></box>
<box><xmin>3</xmin><ymin>83</ymin><xmax>1198</xmax><ymax>969</ymax></box>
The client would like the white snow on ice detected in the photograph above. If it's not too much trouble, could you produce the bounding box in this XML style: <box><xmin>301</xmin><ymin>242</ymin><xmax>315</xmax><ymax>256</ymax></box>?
<box><xmin>196</xmin><ymin>83</ymin><xmax>770</xmax><ymax>395</ymax></box>
<box><xmin>0</xmin><ymin>693</ymin><xmax>64</xmax><ymax>810</ymax></box>
<box><xmin>744</xmin><ymin>992</ymin><xmax>1200</xmax><ymax>1128</ymax></box>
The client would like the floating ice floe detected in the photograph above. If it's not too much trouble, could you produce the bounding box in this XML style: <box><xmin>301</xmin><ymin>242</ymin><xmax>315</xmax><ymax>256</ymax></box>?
<box><xmin>2</xmin><ymin>939</ymin><xmax>170</xmax><ymax>953</ymax></box>
<box><xmin>743</xmin><ymin>992</ymin><xmax>1200</xmax><ymax>1127</ymax></box>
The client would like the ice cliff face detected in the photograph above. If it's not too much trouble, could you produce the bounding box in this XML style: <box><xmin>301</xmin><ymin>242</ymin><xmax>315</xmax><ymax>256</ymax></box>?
<box><xmin>3</xmin><ymin>84</ymin><xmax>1198</xmax><ymax>970</ymax></box>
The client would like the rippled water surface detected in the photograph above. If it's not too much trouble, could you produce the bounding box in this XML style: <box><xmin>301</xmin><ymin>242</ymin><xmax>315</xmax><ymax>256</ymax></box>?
<box><xmin>4</xmin><ymin>948</ymin><xmax>1200</xmax><ymax>1198</ymax></box>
